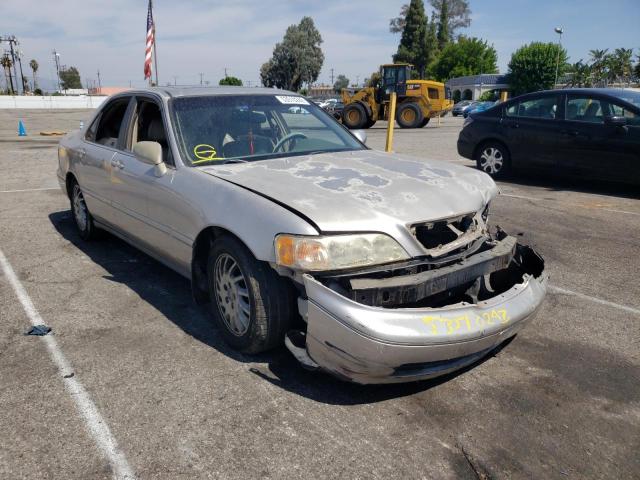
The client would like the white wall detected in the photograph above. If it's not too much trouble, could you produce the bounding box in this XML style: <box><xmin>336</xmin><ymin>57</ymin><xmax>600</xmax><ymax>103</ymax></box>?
<box><xmin>0</xmin><ymin>95</ymin><xmax>108</xmax><ymax>109</ymax></box>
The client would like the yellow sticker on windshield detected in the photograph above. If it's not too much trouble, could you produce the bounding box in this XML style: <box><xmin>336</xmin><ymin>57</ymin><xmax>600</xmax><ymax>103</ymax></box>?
<box><xmin>192</xmin><ymin>144</ymin><xmax>224</xmax><ymax>163</ymax></box>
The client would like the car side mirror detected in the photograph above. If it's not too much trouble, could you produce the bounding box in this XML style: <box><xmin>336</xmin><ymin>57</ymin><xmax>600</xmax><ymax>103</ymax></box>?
<box><xmin>604</xmin><ymin>116</ymin><xmax>627</xmax><ymax>127</ymax></box>
<box><xmin>133</xmin><ymin>141</ymin><xmax>166</xmax><ymax>176</ymax></box>
<box><xmin>352</xmin><ymin>129</ymin><xmax>367</xmax><ymax>145</ymax></box>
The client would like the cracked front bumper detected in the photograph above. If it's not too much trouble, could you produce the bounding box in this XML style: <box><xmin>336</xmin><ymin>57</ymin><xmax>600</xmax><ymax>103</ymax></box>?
<box><xmin>298</xmin><ymin>268</ymin><xmax>547</xmax><ymax>384</ymax></box>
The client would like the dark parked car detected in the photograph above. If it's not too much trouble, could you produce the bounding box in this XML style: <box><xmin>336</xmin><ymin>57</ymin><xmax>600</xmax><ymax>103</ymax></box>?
<box><xmin>463</xmin><ymin>101</ymin><xmax>496</xmax><ymax>118</ymax></box>
<box><xmin>452</xmin><ymin>100</ymin><xmax>474</xmax><ymax>116</ymax></box>
<box><xmin>457</xmin><ymin>88</ymin><xmax>640</xmax><ymax>183</ymax></box>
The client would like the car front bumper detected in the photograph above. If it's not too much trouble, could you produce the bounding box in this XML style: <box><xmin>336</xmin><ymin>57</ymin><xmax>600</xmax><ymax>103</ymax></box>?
<box><xmin>295</xmin><ymin>249</ymin><xmax>546</xmax><ymax>384</ymax></box>
<box><xmin>457</xmin><ymin>134</ymin><xmax>475</xmax><ymax>160</ymax></box>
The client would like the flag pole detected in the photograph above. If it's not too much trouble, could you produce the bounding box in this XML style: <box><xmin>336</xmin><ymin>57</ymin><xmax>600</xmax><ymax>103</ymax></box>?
<box><xmin>152</xmin><ymin>0</ymin><xmax>159</xmax><ymax>86</ymax></box>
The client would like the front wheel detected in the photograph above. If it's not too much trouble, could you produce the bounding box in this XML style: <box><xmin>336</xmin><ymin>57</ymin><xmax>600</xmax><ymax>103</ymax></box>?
<box><xmin>207</xmin><ymin>236</ymin><xmax>294</xmax><ymax>353</ymax></box>
<box><xmin>342</xmin><ymin>103</ymin><xmax>368</xmax><ymax>129</ymax></box>
<box><xmin>396</xmin><ymin>103</ymin><xmax>424</xmax><ymax>128</ymax></box>
<box><xmin>475</xmin><ymin>142</ymin><xmax>510</xmax><ymax>179</ymax></box>
<box><xmin>418</xmin><ymin>118</ymin><xmax>430</xmax><ymax>128</ymax></box>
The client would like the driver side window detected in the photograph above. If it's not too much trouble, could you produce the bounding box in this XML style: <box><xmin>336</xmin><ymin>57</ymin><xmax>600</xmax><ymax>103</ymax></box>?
<box><xmin>131</xmin><ymin>99</ymin><xmax>174</xmax><ymax>166</ymax></box>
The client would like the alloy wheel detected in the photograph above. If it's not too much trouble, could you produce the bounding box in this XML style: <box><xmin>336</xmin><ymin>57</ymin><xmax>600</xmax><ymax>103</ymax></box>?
<box><xmin>72</xmin><ymin>185</ymin><xmax>88</xmax><ymax>231</ymax></box>
<box><xmin>214</xmin><ymin>253</ymin><xmax>251</xmax><ymax>336</ymax></box>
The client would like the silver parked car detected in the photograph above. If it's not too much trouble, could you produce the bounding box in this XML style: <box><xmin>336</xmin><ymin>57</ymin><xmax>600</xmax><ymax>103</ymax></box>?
<box><xmin>57</xmin><ymin>87</ymin><xmax>546</xmax><ymax>384</ymax></box>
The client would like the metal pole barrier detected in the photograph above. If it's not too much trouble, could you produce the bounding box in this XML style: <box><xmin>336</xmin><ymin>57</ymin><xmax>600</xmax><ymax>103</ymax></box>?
<box><xmin>385</xmin><ymin>92</ymin><xmax>397</xmax><ymax>153</ymax></box>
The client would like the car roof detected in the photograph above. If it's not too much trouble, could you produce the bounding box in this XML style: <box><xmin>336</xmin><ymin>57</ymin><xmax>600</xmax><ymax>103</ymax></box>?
<box><xmin>118</xmin><ymin>86</ymin><xmax>298</xmax><ymax>99</ymax></box>
<box><xmin>509</xmin><ymin>88</ymin><xmax>636</xmax><ymax>102</ymax></box>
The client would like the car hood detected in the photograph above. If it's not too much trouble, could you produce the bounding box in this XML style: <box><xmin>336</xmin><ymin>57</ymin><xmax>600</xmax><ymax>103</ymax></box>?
<box><xmin>198</xmin><ymin>150</ymin><xmax>498</xmax><ymax>233</ymax></box>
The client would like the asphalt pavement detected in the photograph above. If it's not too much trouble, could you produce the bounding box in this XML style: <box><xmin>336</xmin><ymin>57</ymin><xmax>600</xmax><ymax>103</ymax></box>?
<box><xmin>0</xmin><ymin>109</ymin><xmax>638</xmax><ymax>479</ymax></box>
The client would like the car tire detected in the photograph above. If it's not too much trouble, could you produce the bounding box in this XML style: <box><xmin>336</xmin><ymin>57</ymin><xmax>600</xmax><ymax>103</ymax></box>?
<box><xmin>342</xmin><ymin>103</ymin><xmax>368</xmax><ymax>129</ymax></box>
<box><xmin>396</xmin><ymin>103</ymin><xmax>423</xmax><ymax>128</ymax></box>
<box><xmin>364</xmin><ymin>117</ymin><xmax>377</xmax><ymax>128</ymax></box>
<box><xmin>475</xmin><ymin>141</ymin><xmax>511</xmax><ymax>179</ymax></box>
<box><xmin>70</xmin><ymin>181</ymin><xmax>99</xmax><ymax>241</ymax></box>
<box><xmin>207</xmin><ymin>235</ymin><xmax>294</xmax><ymax>354</ymax></box>
<box><xmin>418</xmin><ymin>118</ymin><xmax>430</xmax><ymax>128</ymax></box>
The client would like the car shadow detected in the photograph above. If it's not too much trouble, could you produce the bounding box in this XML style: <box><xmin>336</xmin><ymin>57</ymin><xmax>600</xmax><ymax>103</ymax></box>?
<box><xmin>462</xmin><ymin>164</ymin><xmax>640</xmax><ymax>200</ymax></box>
<box><xmin>49</xmin><ymin>209</ymin><xmax>512</xmax><ymax>405</ymax></box>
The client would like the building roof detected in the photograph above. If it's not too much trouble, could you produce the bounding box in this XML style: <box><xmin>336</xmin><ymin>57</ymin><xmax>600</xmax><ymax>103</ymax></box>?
<box><xmin>446</xmin><ymin>74</ymin><xmax>509</xmax><ymax>87</ymax></box>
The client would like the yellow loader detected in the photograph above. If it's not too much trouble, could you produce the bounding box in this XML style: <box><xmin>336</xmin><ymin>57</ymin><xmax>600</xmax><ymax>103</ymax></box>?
<box><xmin>341</xmin><ymin>63</ymin><xmax>453</xmax><ymax>129</ymax></box>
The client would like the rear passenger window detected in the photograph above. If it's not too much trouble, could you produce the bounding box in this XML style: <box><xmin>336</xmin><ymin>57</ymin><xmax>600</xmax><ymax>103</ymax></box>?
<box><xmin>506</xmin><ymin>97</ymin><xmax>557</xmax><ymax>119</ymax></box>
<box><xmin>566</xmin><ymin>97</ymin><xmax>604</xmax><ymax>123</ymax></box>
<box><xmin>428</xmin><ymin>88</ymin><xmax>439</xmax><ymax>99</ymax></box>
<box><xmin>92</xmin><ymin>98</ymin><xmax>130</xmax><ymax>148</ymax></box>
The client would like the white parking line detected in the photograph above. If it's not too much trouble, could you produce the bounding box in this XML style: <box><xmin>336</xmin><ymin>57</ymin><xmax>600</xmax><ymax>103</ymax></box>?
<box><xmin>0</xmin><ymin>187</ymin><xmax>60</xmax><ymax>193</ymax></box>
<box><xmin>549</xmin><ymin>285</ymin><xmax>640</xmax><ymax>316</ymax></box>
<box><xmin>0</xmin><ymin>247</ymin><xmax>135</xmax><ymax>480</ymax></box>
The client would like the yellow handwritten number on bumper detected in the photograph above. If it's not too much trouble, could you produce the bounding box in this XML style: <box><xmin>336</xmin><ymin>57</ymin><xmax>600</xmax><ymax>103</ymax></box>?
<box><xmin>422</xmin><ymin>309</ymin><xmax>509</xmax><ymax>335</ymax></box>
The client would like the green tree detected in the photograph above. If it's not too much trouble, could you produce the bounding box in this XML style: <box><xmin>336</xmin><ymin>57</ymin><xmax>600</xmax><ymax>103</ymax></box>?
<box><xmin>389</xmin><ymin>4</ymin><xmax>410</xmax><ymax>33</ymax></box>
<box><xmin>260</xmin><ymin>17</ymin><xmax>324</xmax><ymax>91</ymax></box>
<box><xmin>610</xmin><ymin>48</ymin><xmax>634</xmax><ymax>84</ymax></box>
<box><xmin>435</xmin><ymin>0</ymin><xmax>449</xmax><ymax>50</ymax></box>
<box><xmin>507</xmin><ymin>42</ymin><xmax>568</xmax><ymax>95</ymax></box>
<box><xmin>59</xmin><ymin>66</ymin><xmax>82</xmax><ymax>90</ymax></box>
<box><xmin>333</xmin><ymin>74</ymin><xmax>349</xmax><ymax>93</ymax></box>
<box><xmin>219</xmin><ymin>76</ymin><xmax>242</xmax><ymax>86</ymax></box>
<box><xmin>429</xmin><ymin>0</ymin><xmax>471</xmax><ymax>39</ymax></box>
<box><xmin>366</xmin><ymin>71</ymin><xmax>381</xmax><ymax>88</ymax></box>
<box><xmin>479</xmin><ymin>89</ymin><xmax>499</xmax><ymax>101</ymax></box>
<box><xmin>431</xmin><ymin>36</ymin><xmax>498</xmax><ymax>81</ymax></box>
<box><xmin>392</xmin><ymin>0</ymin><xmax>429</xmax><ymax>77</ymax></box>
<box><xmin>635</xmin><ymin>53</ymin><xmax>640</xmax><ymax>78</ymax></box>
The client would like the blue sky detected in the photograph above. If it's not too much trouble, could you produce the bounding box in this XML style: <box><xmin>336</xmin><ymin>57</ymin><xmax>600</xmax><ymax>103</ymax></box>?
<box><xmin>1</xmin><ymin>0</ymin><xmax>638</xmax><ymax>89</ymax></box>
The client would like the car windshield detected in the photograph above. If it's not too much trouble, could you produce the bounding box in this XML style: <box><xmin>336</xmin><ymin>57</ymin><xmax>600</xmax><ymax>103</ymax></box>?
<box><xmin>170</xmin><ymin>94</ymin><xmax>364</xmax><ymax>166</ymax></box>
<box><xmin>607</xmin><ymin>89</ymin><xmax>640</xmax><ymax>109</ymax></box>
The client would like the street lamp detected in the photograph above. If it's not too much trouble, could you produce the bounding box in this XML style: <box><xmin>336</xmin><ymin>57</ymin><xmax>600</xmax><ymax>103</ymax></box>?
<box><xmin>554</xmin><ymin>27</ymin><xmax>563</xmax><ymax>88</ymax></box>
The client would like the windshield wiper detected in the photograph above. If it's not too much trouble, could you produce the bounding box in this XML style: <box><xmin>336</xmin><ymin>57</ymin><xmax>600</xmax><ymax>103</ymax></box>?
<box><xmin>222</xmin><ymin>158</ymin><xmax>249</xmax><ymax>164</ymax></box>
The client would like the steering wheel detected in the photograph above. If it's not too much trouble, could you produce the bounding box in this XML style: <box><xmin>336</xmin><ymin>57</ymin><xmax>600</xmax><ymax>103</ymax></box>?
<box><xmin>273</xmin><ymin>132</ymin><xmax>308</xmax><ymax>153</ymax></box>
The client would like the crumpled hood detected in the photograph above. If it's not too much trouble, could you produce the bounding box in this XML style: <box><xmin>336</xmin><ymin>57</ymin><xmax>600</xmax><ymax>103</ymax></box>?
<box><xmin>199</xmin><ymin>150</ymin><xmax>498</xmax><ymax>233</ymax></box>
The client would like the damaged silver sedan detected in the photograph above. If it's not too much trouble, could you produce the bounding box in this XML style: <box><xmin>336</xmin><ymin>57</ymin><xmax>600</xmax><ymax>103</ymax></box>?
<box><xmin>57</xmin><ymin>87</ymin><xmax>546</xmax><ymax>384</ymax></box>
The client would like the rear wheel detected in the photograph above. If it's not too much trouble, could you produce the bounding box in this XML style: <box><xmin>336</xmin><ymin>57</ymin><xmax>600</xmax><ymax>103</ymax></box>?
<box><xmin>475</xmin><ymin>141</ymin><xmax>511</xmax><ymax>179</ymax></box>
<box><xmin>70</xmin><ymin>181</ymin><xmax>99</xmax><ymax>240</ymax></box>
<box><xmin>364</xmin><ymin>117</ymin><xmax>377</xmax><ymax>128</ymax></box>
<box><xmin>207</xmin><ymin>235</ymin><xmax>294</xmax><ymax>353</ymax></box>
<box><xmin>396</xmin><ymin>103</ymin><xmax>423</xmax><ymax>128</ymax></box>
<box><xmin>418</xmin><ymin>117</ymin><xmax>431</xmax><ymax>128</ymax></box>
<box><xmin>342</xmin><ymin>103</ymin><xmax>368</xmax><ymax>129</ymax></box>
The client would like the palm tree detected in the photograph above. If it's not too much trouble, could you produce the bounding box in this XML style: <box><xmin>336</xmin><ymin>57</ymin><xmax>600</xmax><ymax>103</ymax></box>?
<box><xmin>1</xmin><ymin>54</ymin><xmax>15</xmax><ymax>94</ymax></box>
<box><xmin>568</xmin><ymin>60</ymin><xmax>592</xmax><ymax>87</ymax></box>
<box><xmin>29</xmin><ymin>59</ymin><xmax>39</xmax><ymax>91</ymax></box>
<box><xmin>613</xmin><ymin>47</ymin><xmax>634</xmax><ymax>85</ymax></box>
<box><xmin>589</xmin><ymin>48</ymin><xmax>609</xmax><ymax>86</ymax></box>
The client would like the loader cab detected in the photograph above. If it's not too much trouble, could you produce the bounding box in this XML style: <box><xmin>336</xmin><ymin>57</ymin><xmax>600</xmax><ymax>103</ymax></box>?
<box><xmin>379</xmin><ymin>64</ymin><xmax>411</xmax><ymax>103</ymax></box>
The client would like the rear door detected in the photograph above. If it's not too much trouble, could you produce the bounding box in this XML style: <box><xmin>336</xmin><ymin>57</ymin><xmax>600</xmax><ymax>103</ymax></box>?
<box><xmin>558</xmin><ymin>94</ymin><xmax>640</xmax><ymax>181</ymax></box>
<box><xmin>75</xmin><ymin>96</ymin><xmax>132</xmax><ymax>225</ymax></box>
<box><xmin>501</xmin><ymin>94</ymin><xmax>562</xmax><ymax>169</ymax></box>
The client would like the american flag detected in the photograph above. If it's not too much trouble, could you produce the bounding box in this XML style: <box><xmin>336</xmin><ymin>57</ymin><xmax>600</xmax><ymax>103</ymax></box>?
<box><xmin>144</xmin><ymin>0</ymin><xmax>155</xmax><ymax>81</ymax></box>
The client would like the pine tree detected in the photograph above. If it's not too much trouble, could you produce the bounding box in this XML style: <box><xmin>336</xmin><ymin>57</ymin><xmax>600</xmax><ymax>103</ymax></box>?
<box><xmin>436</xmin><ymin>0</ymin><xmax>450</xmax><ymax>50</ymax></box>
<box><xmin>393</xmin><ymin>0</ymin><xmax>428</xmax><ymax>77</ymax></box>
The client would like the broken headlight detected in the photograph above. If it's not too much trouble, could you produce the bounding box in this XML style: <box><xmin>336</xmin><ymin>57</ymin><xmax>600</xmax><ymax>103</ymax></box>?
<box><xmin>275</xmin><ymin>233</ymin><xmax>409</xmax><ymax>271</ymax></box>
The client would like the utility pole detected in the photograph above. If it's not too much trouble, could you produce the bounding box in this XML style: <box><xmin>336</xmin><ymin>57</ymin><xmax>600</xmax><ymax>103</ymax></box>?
<box><xmin>52</xmin><ymin>49</ymin><xmax>61</xmax><ymax>93</ymax></box>
<box><xmin>330</xmin><ymin>68</ymin><xmax>334</xmax><ymax>85</ymax></box>
<box><xmin>554</xmin><ymin>27</ymin><xmax>563</xmax><ymax>88</ymax></box>
<box><xmin>96</xmin><ymin>69</ymin><xmax>102</xmax><ymax>93</ymax></box>
<box><xmin>8</xmin><ymin>37</ymin><xmax>20</xmax><ymax>94</ymax></box>
<box><xmin>15</xmin><ymin>45</ymin><xmax>25</xmax><ymax>94</ymax></box>
<box><xmin>173</xmin><ymin>75</ymin><xmax>178</xmax><ymax>85</ymax></box>
<box><xmin>199</xmin><ymin>72</ymin><xmax>203</xmax><ymax>85</ymax></box>
<box><xmin>224</xmin><ymin>67</ymin><xmax>228</xmax><ymax>78</ymax></box>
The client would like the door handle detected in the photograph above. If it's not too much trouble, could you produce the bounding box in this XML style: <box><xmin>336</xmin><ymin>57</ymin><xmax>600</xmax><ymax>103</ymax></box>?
<box><xmin>560</xmin><ymin>129</ymin><xmax>579</xmax><ymax>137</ymax></box>
<box><xmin>110</xmin><ymin>159</ymin><xmax>124</xmax><ymax>169</ymax></box>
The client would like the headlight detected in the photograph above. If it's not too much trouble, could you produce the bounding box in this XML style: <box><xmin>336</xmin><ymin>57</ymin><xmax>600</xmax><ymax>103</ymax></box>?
<box><xmin>275</xmin><ymin>233</ymin><xmax>409</xmax><ymax>271</ymax></box>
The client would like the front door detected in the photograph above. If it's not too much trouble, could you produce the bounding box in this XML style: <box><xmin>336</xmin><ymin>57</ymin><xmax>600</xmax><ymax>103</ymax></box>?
<box><xmin>558</xmin><ymin>94</ymin><xmax>640</xmax><ymax>182</ymax></box>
